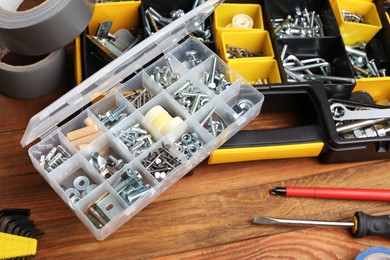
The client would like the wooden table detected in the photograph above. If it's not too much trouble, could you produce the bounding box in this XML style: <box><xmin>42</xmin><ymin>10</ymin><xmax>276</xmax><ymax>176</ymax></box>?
<box><xmin>2</xmin><ymin>38</ymin><xmax>390</xmax><ymax>260</ymax></box>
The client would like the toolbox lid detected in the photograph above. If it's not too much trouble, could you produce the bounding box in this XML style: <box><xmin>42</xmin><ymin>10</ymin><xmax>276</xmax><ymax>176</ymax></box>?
<box><xmin>21</xmin><ymin>0</ymin><xmax>223</xmax><ymax>147</ymax></box>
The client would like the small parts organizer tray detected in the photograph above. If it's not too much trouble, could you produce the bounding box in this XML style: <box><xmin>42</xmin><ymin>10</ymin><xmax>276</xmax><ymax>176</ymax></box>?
<box><xmin>23</xmin><ymin>0</ymin><xmax>264</xmax><ymax>240</ymax></box>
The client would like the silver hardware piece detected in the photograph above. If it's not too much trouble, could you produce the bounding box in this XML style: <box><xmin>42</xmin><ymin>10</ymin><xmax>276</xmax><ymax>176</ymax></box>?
<box><xmin>330</xmin><ymin>103</ymin><xmax>390</xmax><ymax>121</ymax></box>
<box><xmin>336</xmin><ymin>118</ymin><xmax>387</xmax><ymax>133</ymax></box>
<box><xmin>185</xmin><ymin>50</ymin><xmax>201</xmax><ymax>69</ymax></box>
<box><xmin>86</xmin><ymin>184</ymin><xmax>98</xmax><ymax>194</ymax></box>
<box><xmin>114</xmin><ymin>123</ymin><xmax>154</xmax><ymax>156</ymax></box>
<box><xmin>124</xmin><ymin>89</ymin><xmax>152</xmax><ymax>108</ymax></box>
<box><xmin>65</xmin><ymin>188</ymin><xmax>81</xmax><ymax>200</ymax></box>
<box><xmin>341</xmin><ymin>9</ymin><xmax>364</xmax><ymax>23</ymax></box>
<box><xmin>95</xmin><ymin>193</ymin><xmax>124</xmax><ymax>220</ymax></box>
<box><xmin>99</xmin><ymin>104</ymin><xmax>128</xmax><ymax>128</ymax></box>
<box><xmin>226</xmin><ymin>44</ymin><xmax>263</xmax><ymax>59</ymax></box>
<box><xmin>42</xmin><ymin>145</ymin><xmax>71</xmax><ymax>172</ymax></box>
<box><xmin>173</xmin><ymin>81</ymin><xmax>210</xmax><ymax>115</ymax></box>
<box><xmin>151</xmin><ymin>56</ymin><xmax>180</xmax><ymax>88</ymax></box>
<box><xmin>233</xmin><ymin>99</ymin><xmax>255</xmax><ymax>116</ymax></box>
<box><xmin>282</xmin><ymin>50</ymin><xmax>355</xmax><ymax>84</ymax></box>
<box><xmin>343</xmin><ymin>124</ymin><xmax>390</xmax><ymax>139</ymax></box>
<box><xmin>272</xmin><ymin>8</ymin><xmax>324</xmax><ymax>38</ymax></box>
<box><xmin>201</xmin><ymin>107</ymin><xmax>228</xmax><ymax>137</ymax></box>
<box><xmin>346</xmin><ymin>44</ymin><xmax>385</xmax><ymax>79</ymax></box>
<box><xmin>112</xmin><ymin>167</ymin><xmax>151</xmax><ymax>205</ymax></box>
<box><xmin>108</xmin><ymin>155</ymin><xmax>125</xmax><ymax>171</ymax></box>
<box><xmin>90</xmin><ymin>152</ymin><xmax>125</xmax><ymax>178</ymax></box>
<box><xmin>141</xmin><ymin>142</ymin><xmax>181</xmax><ymax>181</ymax></box>
<box><xmin>175</xmin><ymin>132</ymin><xmax>204</xmax><ymax>159</ymax></box>
<box><xmin>73</xmin><ymin>176</ymin><xmax>90</xmax><ymax>191</ymax></box>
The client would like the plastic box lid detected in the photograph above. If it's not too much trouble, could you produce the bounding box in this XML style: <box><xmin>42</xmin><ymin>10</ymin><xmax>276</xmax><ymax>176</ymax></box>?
<box><xmin>21</xmin><ymin>0</ymin><xmax>224</xmax><ymax>147</ymax></box>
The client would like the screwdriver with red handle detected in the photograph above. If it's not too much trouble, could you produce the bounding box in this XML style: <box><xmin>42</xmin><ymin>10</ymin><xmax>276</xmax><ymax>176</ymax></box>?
<box><xmin>253</xmin><ymin>211</ymin><xmax>390</xmax><ymax>238</ymax></box>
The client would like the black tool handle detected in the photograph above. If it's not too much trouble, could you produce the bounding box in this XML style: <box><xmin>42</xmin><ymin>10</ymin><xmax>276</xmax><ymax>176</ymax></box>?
<box><xmin>354</xmin><ymin>211</ymin><xmax>390</xmax><ymax>238</ymax></box>
<box><xmin>0</xmin><ymin>208</ymin><xmax>31</xmax><ymax>217</ymax></box>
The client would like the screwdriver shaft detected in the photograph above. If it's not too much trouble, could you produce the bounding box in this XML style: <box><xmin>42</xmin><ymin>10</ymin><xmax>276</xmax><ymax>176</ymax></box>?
<box><xmin>253</xmin><ymin>216</ymin><xmax>354</xmax><ymax>228</ymax></box>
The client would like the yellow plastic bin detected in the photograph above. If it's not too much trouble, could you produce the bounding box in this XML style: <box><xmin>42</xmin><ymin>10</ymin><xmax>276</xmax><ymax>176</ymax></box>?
<box><xmin>353</xmin><ymin>78</ymin><xmax>390</xmax><ymax>102</ymax></box>
<box><xmin>74</xmin><ymin>1</ymin><xmax>141</xmax><ymax>84</ymax></box>
<box><xmin>213</xmin><ymin>3</ymin><xmax>264</xmax><ymax>50</ymax></box>
<box><xmin>220</xmin><ymin>30</ymin><xmax>274</xmax><ymax>62</ymax></box>
<box><xmin>331</xmin><ymin>0</ymin><xmax>382</xmax><ymax>45</ymax></box>
<box><xmin>228</xmin><ymin>59</ymin><xmax>281</xmax><ymax>84</ymax></box>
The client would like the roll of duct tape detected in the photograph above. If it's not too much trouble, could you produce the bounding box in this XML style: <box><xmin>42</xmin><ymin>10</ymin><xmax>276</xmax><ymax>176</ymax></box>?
<box><xmin>0</xmin><ymin>47</ymin><xmax>66</xmax><ymax>99</ymax></box>
<box><xmin>355</xmin><ymin>247</ymin><xmax>390</xmax><ymax>260</ymax></box>
<box><xmin>0</xmin><ymin>0</ymin><xmax>95</xmax><ymax>56</ymax></box>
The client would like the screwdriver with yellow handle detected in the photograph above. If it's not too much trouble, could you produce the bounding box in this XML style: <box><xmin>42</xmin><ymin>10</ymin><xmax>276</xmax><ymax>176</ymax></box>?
<box><xmin>253</xmin><ymin>211</ymin><xmax>390</xmax><ymax>238</ymax></box>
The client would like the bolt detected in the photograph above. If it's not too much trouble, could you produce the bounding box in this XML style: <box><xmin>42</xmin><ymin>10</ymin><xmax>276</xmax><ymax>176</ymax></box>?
<box><xmin>274</xmin><ymin>15</ymin><xmax>292</xmax><ymax>33</ymax></box>
<box><xmin>165</xmin><ymin>56</ymin><xmax>175</xmax><ymax>73</ymax></box>
<box><xmin>57</xmin><ymin>145</ymin><xmax>71</xmax><ymax>158</ymax></box>
<box><xmin>48</xmin><ymin>153</ymin><xmax>63</xmax><ymax>167</ymax></box>
<box><xmin>190</xmin><ymin>94</ymin><xmax>202</xmax><ymax>114</ymax></box>
<box><xmin>336</xmin><ymin>118</ymin><xmax>387</xmax><ymax>133</ymax></box>
<box><xmin>209</xmin><ymin>120</ymin><xmax>217</xmax><ymax>137</ymax></box>
<box><xmin>108</xmin><ymin>155</ymin><xmax>125</xmax><ymax>171</ymax></box>
<box><xmin>100</xmin><ymin>104</ymin><xmax>128</xmax><ymax>126</ymax></box>
<box><xmin>170</xmin><ymin>9</ymin><xmax>185</xmax><ymax>20</ymax></box>
<box><xmin>379</xmin><ymin>69</ymin><xmax>387</xmax><ymax>77</ymax></box>
<box><xmin>145</xmin><ymin>10</ymin><xmax>159</xmax><ymax>33</ymax></box>
<box><xmin>45</xmin><ymin>147</ymin><xmax>58</xmax><ymax>162</ymax></box>
<box><xmin>200</xmin><ymin>107</ymin><xmax>216</xmax><ymax>126</ymax></box>
<box><xmin>186</xmin><ymin>50</ymin><xmax>200</xmax><ymax>69</ymax></box>
<box><xmin>91</xmin><ymin>152</ymin><xmax>109</xmax><ymax>173</ymax></box>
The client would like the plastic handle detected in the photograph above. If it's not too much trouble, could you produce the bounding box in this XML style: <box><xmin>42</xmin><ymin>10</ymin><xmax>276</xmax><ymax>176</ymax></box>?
<box><xmin>221</xmin><ymin>125</ymin><xmax>324</xmax><ymax>148</ymax></box>
<box><xmin>354</xmin><ymin>211</ymin><xmax>390</xmax><ymax>238</ymax></box>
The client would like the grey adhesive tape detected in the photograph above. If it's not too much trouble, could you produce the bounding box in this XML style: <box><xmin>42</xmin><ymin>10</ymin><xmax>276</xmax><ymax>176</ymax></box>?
<box><xmin>113</xmin><ymin>29</ymin><xmax>134</xmax><ymax>51</ymax></box>
<box><xmin>0</xmin><ymin>0</ymin><xmax>95</xmax><ymax>56</ymax></box>
<box><xmin>0</xmin><ymin>47</ymin><xmax>65</xmax><ymax>99</ymax></box>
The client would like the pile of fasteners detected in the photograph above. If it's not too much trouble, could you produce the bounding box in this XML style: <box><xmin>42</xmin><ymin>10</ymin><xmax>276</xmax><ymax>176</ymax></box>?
<box><xmin>63</xmin><ymin>175</ymin><xmax>98</xmax><ymax>203</ymax></box>
<box><xmin>112</xmin><ymin>168</ymin><xmax>151</xmax><ymax>205</ymax></box>
<box><xmin>141</xmin><ymin>143</ymin><xmax>181</xmax><ymax>181</ymax></box>
<box><xmin>40</xmin><ymin>145</ymin><xmax>71</xmax><ymax>172</ymax></box>
<box><xmin>226</xmin><ymin>44</ymin><xmax>264</xmax><ymax>59</ymax></box>
<box><xmin>272</xmin><ymin>8</ymin><xmax>324</xmax><ymax>38</ymax></box>
<box><xmin>98</xmin><ymin>104</ymin><xmax>128</xmax><ymax>129</ymax></box>
<box><xmin>201</xmin><ymin>107</ymin><xmax>227</xmax><ymax>137</ymax></box>
<box><xmin>114</xmin><ymin>123</ymin><xmax>154</xmax><ymax>156</ymax></box>
<box><xmin>173</xmin><ymin>80</ymin><xmax>210</xmax><ymax>115</ymax></box>
<box><xmin>123</xmin><ymin>89</ymin><xmax>153</xmax><ymax>109</ymax></box>
<box><xmin>345</xmin><ymin>44</ymin><xmax>387</xmax><ymax>78</ymax></box>
<box><xmin>202</xmin><ymin>57</ymin><xmax>232</xmax><ymax>94</ymax></box>
<box><xmin>89</xmin><ymin>152</ymin><xmax>126</xmax><ymax>179</ymax></box>
<box><xmin>150</xmin><ymin>56</ymin><xmax>180</xmax><ymax>88</ymax></box>
<box><xmin>175</xmin><ymin>132</ymin><xmax>204</xmax><ymax>159</ymax></box>
<box><xmin>341</xmin><ymin>9</ymin><xmax>365</xmax><ymax>23</ymax></box>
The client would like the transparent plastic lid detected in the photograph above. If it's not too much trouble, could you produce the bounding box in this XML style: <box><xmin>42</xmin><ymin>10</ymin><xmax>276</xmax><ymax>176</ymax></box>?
<box><xmin>21</xmin><ymin>0</ymin><xmax>223</xmax><ymax>147</ymax></box>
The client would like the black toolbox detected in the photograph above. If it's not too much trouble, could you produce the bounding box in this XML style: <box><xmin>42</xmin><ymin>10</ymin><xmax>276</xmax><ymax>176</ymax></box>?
<box><xmin>76</xmin><ymin>0</ymin><xmax>390</xmax><ymax>164</ymax></box>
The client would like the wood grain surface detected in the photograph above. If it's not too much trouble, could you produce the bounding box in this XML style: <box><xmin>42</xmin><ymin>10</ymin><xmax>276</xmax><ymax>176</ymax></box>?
<box><xmin>2</xmin><ymin>2</ymin><xmax>390</xmax><ymax>258</ymax></box>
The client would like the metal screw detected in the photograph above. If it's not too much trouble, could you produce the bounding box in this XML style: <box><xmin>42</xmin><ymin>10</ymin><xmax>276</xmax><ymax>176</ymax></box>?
<box><xmin>145</xmin><ymin>9</ymin><xmax>159</xmax><ymax>33</ymax></box>
<box><xmin>108</xmin><ymin>155</ymin><xmax>125</xmax><ymax>171</ymax></box>
<box><xmin>114</xmin><ymin>124</ymin><xmax>153</xmax><ymax>156</ymax></box>
<box><xmin>99</xmin><ymin>104</ymin><xmax>128</xmax><ymax>128</ymax></box>
<box><xmin>185</xmin><ymin>50</ymin><xmax>201</xmax><ymax>69</ymax></box>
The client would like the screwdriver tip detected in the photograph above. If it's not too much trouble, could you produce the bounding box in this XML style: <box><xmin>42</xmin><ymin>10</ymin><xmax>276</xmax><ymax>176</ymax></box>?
<box><xmin>253</xmin><ymin>216</ymin><xmax>278</xmax><ymax>225</ymax></box>
<box><xmin>269</xmin><ymin>187</ymin><xmax>287</xmax><ymax>196</ymax></box>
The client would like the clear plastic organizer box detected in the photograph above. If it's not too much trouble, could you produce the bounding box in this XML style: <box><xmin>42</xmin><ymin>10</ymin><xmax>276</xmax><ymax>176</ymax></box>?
<box><xmin>21</xmin><ymin>0</ymin><xmax>264</xmax><ymax>240</ymax></box>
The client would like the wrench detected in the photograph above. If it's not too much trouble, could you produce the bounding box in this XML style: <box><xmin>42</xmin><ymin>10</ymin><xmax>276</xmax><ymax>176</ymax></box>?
<box><xmin>330</xmin><ymin>103</ymin><xmax>390</xmax><ymax>121</ymax></box>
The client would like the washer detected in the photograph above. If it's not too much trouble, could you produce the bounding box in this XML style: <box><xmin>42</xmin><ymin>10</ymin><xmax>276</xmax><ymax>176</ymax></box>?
<box><xmin>73</xmin><ymin>176</ymin><xmax>90</xmax><ymax>191</ymax></box>
<box><xmin>65</xmin><ymin>188</ymin><xmax>80</xmax><ymax>199</ymax></box>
